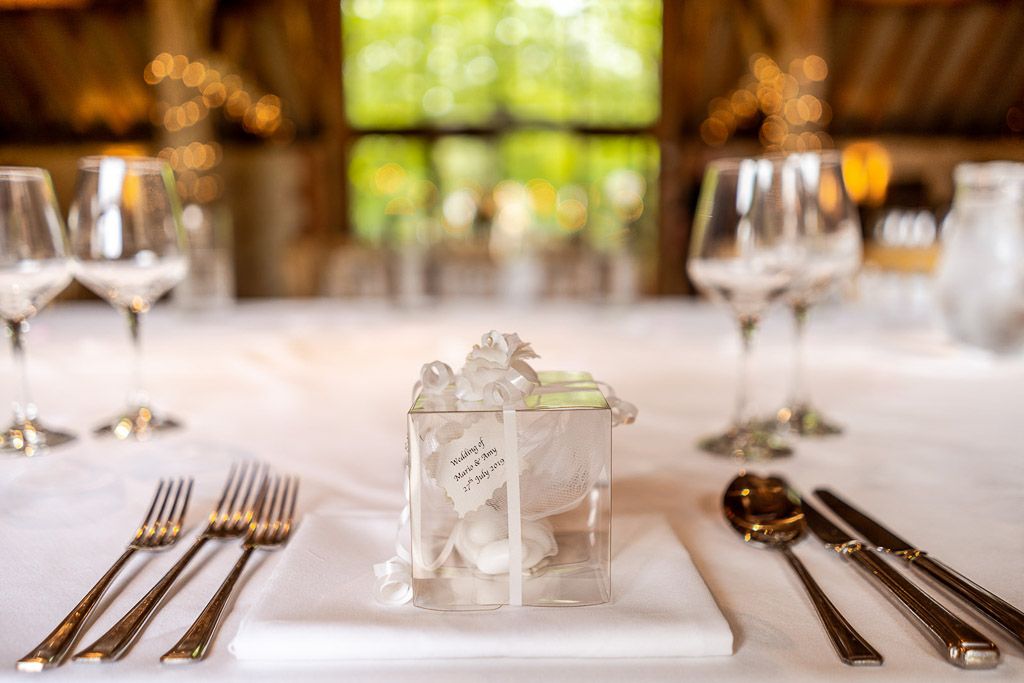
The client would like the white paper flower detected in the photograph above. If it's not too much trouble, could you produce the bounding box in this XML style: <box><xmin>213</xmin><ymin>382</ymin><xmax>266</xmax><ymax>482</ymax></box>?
<box><xmin>454</xmin><ymin>330</ymin><xmax>540</xmax><ymax>404</ymax></box>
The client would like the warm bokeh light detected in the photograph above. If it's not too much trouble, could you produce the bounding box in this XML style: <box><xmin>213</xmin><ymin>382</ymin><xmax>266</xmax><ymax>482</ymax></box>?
<box><xmin>842</xmin><ymin>141</ymin><xmax>891</xmax><ymax>207</ymax></box>
<box><xmin>144</xmin><ymin>53</ymin><xmax>290</xmax><ymax>141</ymax></box>
<box><xmin>700</xmin><ymin>52</ymin><xmax>833</xmax><ymax>152</ymax></box>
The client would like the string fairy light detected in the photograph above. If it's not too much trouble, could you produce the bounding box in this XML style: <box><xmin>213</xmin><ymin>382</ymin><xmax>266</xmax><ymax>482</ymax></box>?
<box><xmin>144</xmin><ymin>52</ymin><xmax>295</xmax><ymax>201</ymax></box>
<box><xmin>700</xmin><ymin>53</ymin><xmax>834</xmax><ymax>152</ymax></box>
<box><xmin>145</xmin><ymin>52</ymin><xmax>292</xmax><ymax>139</ymax></box>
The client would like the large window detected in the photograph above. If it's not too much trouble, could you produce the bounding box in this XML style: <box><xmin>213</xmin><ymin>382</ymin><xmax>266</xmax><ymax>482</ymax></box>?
<box><xmin>342</xmin><ymin>0</ymin><xmax>661</xmax><ymax>285</ymax></box>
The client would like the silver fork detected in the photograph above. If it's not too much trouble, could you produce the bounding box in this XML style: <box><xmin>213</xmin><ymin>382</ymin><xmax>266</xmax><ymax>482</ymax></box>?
<box><xmin>161</xmin><ymin>475</ymin><xmax>299</xmax><ymax>664</ymax></box>
<box><xmin>17</xmin><ymin>478</ymin><xmax>193</xmax><ymax>672</ymax></box>
<box><xmin>73</xmin><ymin>461</ymin><xmax>267</xmax><ymax>663</ymax></box>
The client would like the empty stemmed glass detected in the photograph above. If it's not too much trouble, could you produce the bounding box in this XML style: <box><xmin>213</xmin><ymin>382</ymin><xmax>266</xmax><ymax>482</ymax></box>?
<box><xmin>0</xmin><ymin>167</ymin><xmax>75</xmax><ymax>456</ymax></box>
<box><xmin>68</xmin><ymin>157</ymin><xmax>188</xmax><ymax>440</ymax></box>
<box><xmin>771</xmin><ymin>152</ymin><xmax>862</xmax><ymax>435</ymax></box>
<box><xmin>687</xmin><ymin>157</ymin><xmax>804</xmax><ymax>460</ymax></box>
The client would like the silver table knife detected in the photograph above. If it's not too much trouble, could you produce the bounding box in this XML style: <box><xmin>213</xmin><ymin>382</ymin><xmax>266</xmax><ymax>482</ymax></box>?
<box><xmin>817</xmin><ymin>488</ymin><xmax>1024</xmax><ymax>649</ymax></box>
<box><xmin>795</xmin><ymin>490</ymin><xmax>999</xmax><ymax>669</ymax></box>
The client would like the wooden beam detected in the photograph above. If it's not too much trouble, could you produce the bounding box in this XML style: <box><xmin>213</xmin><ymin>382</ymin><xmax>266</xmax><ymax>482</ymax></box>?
<box><xmin>874</xmin><ymin>6</ymin><xmax>945</xmax><ymax>129</ymax></box>
<box><xmin>656</xmin><ymin>0</ymin><xmax>697</xmax><ymax>294</ymax></box>
<box><xmin>852</xmin><ymin>7</ymin><xmax>916</xmax><ymax>131</ymax></box>
<box><xmin>950</xmin><ymin>3</ymin><xmax>1024</xmax><ymax>130</ymax></box>
<box><xmin>915</xmin><ymin>3</ymin><xmax>996</xmax><ymax>131</ymax></box>
<box><xmin>843</xmin><ymin>6</ymin><xmax>909</xmax><ymax>127</ymax></box>
<box><xmin>828</xmin><ymin>7</ymin><xmax>892</xmax><ymax>128</ymax></box>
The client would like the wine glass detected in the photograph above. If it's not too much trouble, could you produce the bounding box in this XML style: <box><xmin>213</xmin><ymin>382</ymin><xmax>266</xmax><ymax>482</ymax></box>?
<box><xmin>687</xmin><ymin>157</ymin><xmax>804</xmax><ymax>460</ymax></box>
<box><xmin>772</xmin><ymin>151</ymin><xmax>862</xmax><ymax>435</ymax></box>
<box><xmin>67</xmin><ymin>157</ymin><xmax>188</xmax><ymax>440</ymax></box>
<box><xmin>0</xmin><ymin>167</ymin><xmax>75</xmax><ymax>456</ymax></box>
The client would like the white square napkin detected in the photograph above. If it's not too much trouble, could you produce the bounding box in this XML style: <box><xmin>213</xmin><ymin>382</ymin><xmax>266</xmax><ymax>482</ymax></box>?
<box><xmin>230</xmin><ymin>513</ymin><xmax>734</xmax><ymax>660</ymax></box>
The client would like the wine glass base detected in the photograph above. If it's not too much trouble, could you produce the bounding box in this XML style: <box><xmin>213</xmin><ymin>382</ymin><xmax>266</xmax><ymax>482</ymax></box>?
<box><xmin>775</xmin><ymin>404</ymin><xmax>843</xmax><ymax>437</ymax></box>
<box><xmin>0</xmin><ymin>419</ymin><xmax>76</xmax><ymax>457</ymax></box>
<box><xmin>698</xmin><ymin>424</ymin><xmax>793</xmax><ymax>461</ymax></box>
<box><xmin>94</xmin><ymin>406</ymin><xmax>182</xmax><ymax>441</ymax></box>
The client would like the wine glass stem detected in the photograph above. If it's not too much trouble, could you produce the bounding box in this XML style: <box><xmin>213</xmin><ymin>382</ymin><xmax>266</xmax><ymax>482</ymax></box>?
<box><xmin>789</xmin><ymin>302</ymin><xmax>809</xmax><ymax>408</ymax></box>
<box><xmin>126</xmin><ymin>308</ymin><xmax>147</xmax><ymax>409</ymax></box>
<box><xmin>5</xmin><ymin>319</ymin><xmax>33</xmax><ymax>424</ymax></box>
<box><xmin>734</xmin><ymin>316</ymin><xmax>757</xmax><ymax>427</ymax></box>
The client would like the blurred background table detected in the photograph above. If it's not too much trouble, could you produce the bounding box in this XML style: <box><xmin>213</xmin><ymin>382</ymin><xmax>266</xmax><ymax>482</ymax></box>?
<box><xmin>0</xmin><ymin>297</ymin><xmax>1021</xmax><ymax>682</ymax></box>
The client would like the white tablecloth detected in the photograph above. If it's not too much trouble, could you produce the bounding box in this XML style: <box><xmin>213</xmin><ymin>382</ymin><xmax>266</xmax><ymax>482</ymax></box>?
<box><xmin>0</xmin><ymin>297</ymin><xmax>1021</xmax><ymax>682</ymax></box>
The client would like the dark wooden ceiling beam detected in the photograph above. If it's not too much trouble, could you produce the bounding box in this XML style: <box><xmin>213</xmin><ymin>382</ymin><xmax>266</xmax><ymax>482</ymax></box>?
<box><xmin>859</xmin><ymin>9</ymin><xmax>920</xmax><ymax>130</ymax></box>
<box><xmin>985</xmin><ymin>30</ymin><xmax>1024</xmax><ymax>130</ymax></box>
<box><xmin>879</xmin><ymin>5</ymin><xmax>960</xmax><ymax>132</ymax></box>
<box><xmin>828</xmin><ymin>7</ymin><xmax>892</xmax><ymax>129</ymax></box>
<box><xmin>837</xmin><ymin>6</ymin><xmax>905</xmax><ymax>127</ymax></box>
<box><xmin>880</xmin><ymin>7</ymin><xmax>946</xmax><ymax>128</ymax></box>
<box><xmin>946</xmin><ymin>3</ymin><xmax>1019</xmax><ymax>130</ymax></box>
<box><xmin>916</xmin><ymin>3</ymin><xmax>998</xmax><ymax>131</ymax></box>
<box><xmin>961</xmin><ymin>4</ymin><xmax>1024</xmax><ymax>131</ymax></box>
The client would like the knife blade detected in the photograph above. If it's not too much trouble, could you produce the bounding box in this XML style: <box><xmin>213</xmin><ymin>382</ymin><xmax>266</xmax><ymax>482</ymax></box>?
<box><xmin>815</xmin><ymin>489</ymin><xmax>915</xmax><ymax>554</ymax></box>
<box><xmin>791</xmin><ymin>488</ymin><xmax>1000</xmax><ymax>669</ymax></box>
<box><xmin>816</xmin><ymin>488</ymin><xmax>1024</xmax><ymax>649</ymax></box>
<box><xmin>800</xmin><ymin>494</ymin><xmax>856</xmax><ymax>547</ymax></box>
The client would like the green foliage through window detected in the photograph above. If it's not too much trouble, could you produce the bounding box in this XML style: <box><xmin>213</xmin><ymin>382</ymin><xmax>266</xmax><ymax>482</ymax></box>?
<box><xmin>342</xmin><ymin>0</ymin><xmax>661</xmax><ymax>273</ymax></box>
<box><xmin>342</xmin><ymin>0</ymin><xmax>662</xmax><ymax>128</ymax></box>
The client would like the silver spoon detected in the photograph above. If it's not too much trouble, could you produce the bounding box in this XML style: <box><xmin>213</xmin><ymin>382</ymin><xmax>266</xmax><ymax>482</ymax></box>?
<box><xmin>723</xmin><ymin>472</ymin><xmax>883</xmax><ymax>666</ymax></box>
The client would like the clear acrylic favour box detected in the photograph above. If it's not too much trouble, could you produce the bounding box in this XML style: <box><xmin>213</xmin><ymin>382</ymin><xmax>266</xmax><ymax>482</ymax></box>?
<box><xmin>407</xmin><ymin>371</ymin><xmax>611</xmax><ymax>610</ymax></box>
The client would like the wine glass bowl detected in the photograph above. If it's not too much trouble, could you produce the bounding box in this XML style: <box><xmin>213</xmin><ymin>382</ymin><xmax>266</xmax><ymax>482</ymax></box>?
<box><xmin>787</xmin><ymin>151</ymin><xmax>861</xmax><ymax>306</ymax></box>
<box><xmin>67</xmin><ymin>156</ymin><xmax>188</xmax><ymax>440</ymax></box>
<box><xmin>0</xmin><ymin>167</ymin><xmax>75</xmax><ymax>456</ymax></box>
<box><xmin>687</xmin><ymin>157</ymin><xmax>804</xmax><ymax>460</ymax></box>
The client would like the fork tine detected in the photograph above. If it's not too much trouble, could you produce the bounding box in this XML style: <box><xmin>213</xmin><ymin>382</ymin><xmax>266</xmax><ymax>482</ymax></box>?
<box><xmin>222</xmin><ymin>461</ymin><xmax>250</xmax><ymax>522</ymax></box>
<box><xmin>144</xmin><ymin>480</ymin><xmax>175</xmax><ymax>545</ymax></box>
<box><xmin>169</xmin><ymin>478</ymin><xmax>194</xmax><ymax>539</ymax></box>
<box><xmin>268</xmin><ymin>476</ymin><xmax>287</xmax><ymax>538</ymax></box>
<box><xmin>264</xmin><ymin>476</ymin><xmax>281</xmax><ymax>525</ymax></box>
<box><xmin>136</xmin><ymin>479</ymin><xmax>165</xmax><ymax>541</ymax></box>
<box><xmin>276</xmin><ymin>477</ymin><xmax>298</xmax><ymax>542</ymax></box>
<box><xmin>251</xmin><ymin>473</ymin><xmax>272</xmax><ymax>535</ymax></box>
<box><xmin>257</xmin><ymin>476</ymin><xmax>280</xmax><ymax>542</ymax></box>
<box><xmin>158</xmin><ymin>479</ymin><xmax>186</xmax><ymax>540</ymax></box>
<box><xmin>235</xmin><ymin>462</ymin><xmax>264</xmax><ymax>524</ymax></box>
<box><xmin>211</xmin><ymin>462</ymin><xmax>237</xmax><ymax>522</ymax></box>
<box><xmin>154</xmin><ymin>479</ymin><xmax>174</xmax><ymax>525</ymax></box>
<box><xmin>284</xmin><ymin>477</ymin><xmax>299</xmax><ymax>531</ymax></box>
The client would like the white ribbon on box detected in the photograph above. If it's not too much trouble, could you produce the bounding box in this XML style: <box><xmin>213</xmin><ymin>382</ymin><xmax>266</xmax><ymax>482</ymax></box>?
<box><xmin>374</xmin><ymin>331</ymin><xmax>636</xmax><ymax>606</ymax></box>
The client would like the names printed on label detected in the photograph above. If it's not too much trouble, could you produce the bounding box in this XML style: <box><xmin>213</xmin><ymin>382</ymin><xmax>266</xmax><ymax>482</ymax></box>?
<box><xmin>435</xmin><ymin>418</ymin><xmax>507</xmax><ymax>516</ymax></box>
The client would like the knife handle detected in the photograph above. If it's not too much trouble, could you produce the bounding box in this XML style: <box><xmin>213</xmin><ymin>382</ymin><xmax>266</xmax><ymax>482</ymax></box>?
<box><xmin>908</xmin><ymin>554</ymin><xmax>1024</xmax><ymax>648</ymax></box>
<box><xmin>847</xmin><ymin>549</ymin><xmax>1000</xmax><ymax>669</ymax></box>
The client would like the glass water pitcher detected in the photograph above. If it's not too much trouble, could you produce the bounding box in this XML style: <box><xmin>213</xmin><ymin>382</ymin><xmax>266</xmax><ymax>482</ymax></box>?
<box><xmin>936</xmin><ymin>162</ymin><xmax>1024</xmax><ymax>353</ymax></box>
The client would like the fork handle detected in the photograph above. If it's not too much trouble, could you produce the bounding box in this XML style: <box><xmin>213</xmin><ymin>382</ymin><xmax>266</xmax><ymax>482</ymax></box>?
<box><xmin>17</xmin><ymin>549</ymin><xmax>137</xmax><ymax>672</ymax></box>
<box><xmin>161</xmin><ymin>546</ymin><xmax>255</xmax><ymax>664</ymax></box>
<box><xmin>848</xmin><ymin>549</ymin><xmax>999</xmax><ymax>669</ymax></box>
<box><xmin>74</xmin><ymin>536</ymin><xmax>210</xmax><ymax>663</ymax></box>
<box><xmin>908</xmin><ymin>554</ymin><xmax>1024</xmax><ymax>648</ymax></box>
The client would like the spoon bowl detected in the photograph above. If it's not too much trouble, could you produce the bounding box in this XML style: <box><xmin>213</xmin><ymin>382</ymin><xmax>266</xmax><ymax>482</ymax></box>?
<box><xmin>723</xmin><ymin>473</ymin><xmax>804</xmax><ymax>546</ymax></box>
